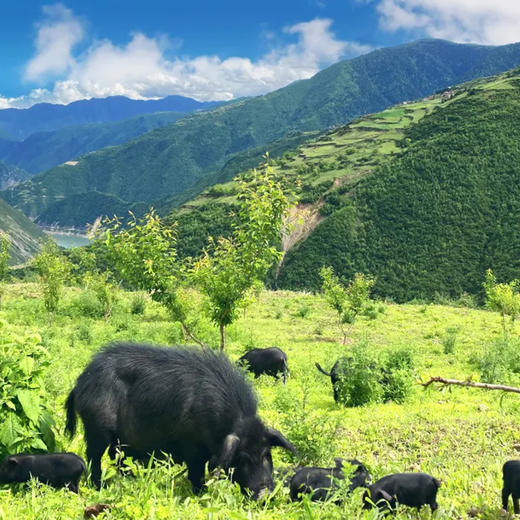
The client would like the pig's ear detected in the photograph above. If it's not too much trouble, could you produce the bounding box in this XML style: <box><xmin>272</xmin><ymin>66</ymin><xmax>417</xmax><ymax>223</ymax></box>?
<box><xmin>7</xmin><ymin>458</ymin><xmax>19</xmax><ymax>467</ymax></box>
<box><xmin>218</xmin><ymin>433</ymin><xmax>240</xmax><ymax>469</ymax></box>
<box><xmin>266</xmin><ymin>428</ymin><xmax>296</xmax><ymax>454</ymax></box>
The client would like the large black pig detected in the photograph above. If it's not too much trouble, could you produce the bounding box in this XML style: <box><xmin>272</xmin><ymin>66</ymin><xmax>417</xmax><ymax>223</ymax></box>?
<box><xmin>65</xmin><ymin>343</ymin><xmax>295</xmax><ymax>497</ymax></box>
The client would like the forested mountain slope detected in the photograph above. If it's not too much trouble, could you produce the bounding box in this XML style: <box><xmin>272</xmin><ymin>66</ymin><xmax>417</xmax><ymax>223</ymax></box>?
<box><xmin>0</xmin><ymin>160</ymin><xmax>29</xmax><ymax>190</ymax></box>
<box><xmin>0</xmin><ymin>198</ymin><xmax>44</xmax><ymax>264</ymax></box>
<box><xmin>166</xmin><ymin>68</ymin><xmax>520</xmax><ymax>301</ymax></box>
<box><xmin>278</xmin><ymin>71</ymin><xmax>520</xmax><ymax>299</ymax></box>
<box><xmin>0</xmin><ymin>111</ymin><xmax>185</xmax><ymax>174</ymax></box>
<box><xmin>5</xmin><ymin>39</ymin><xmax>520</xmax><ymax>227</ymax></box>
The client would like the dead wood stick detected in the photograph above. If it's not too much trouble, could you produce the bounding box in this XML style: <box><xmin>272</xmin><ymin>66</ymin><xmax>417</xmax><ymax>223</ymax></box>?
<box><xmin>422</xmin><ymin>376</ymin><xmax>520</xmax><ymax>394</ymax></box>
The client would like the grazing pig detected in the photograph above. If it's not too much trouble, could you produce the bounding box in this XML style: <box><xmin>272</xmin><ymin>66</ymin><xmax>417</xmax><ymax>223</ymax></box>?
<box><xmin>290</xmin><ymin>458</ymin><xmax>369</xmax><ymax>502</ymax></box>
<box><xmin>238</xmin><ymin>347</ymin><xmax>289</xmax><ymax>383</ymax></box>
<box><xmin>315</xmin><ymin>358</ymin><xmax>351</xmax><ymax>402</ymax></box>
<box><xmin>0</xmin><ymin>453</ymin><xmax>86</xmax><ymax>492</ymax></box>
<box><xmin>66</xmin><ymin>343</ymin><xmax>295</xmax><ymax>497</ymax></box>
<box><xmin>502</xmin><ymin>460</ymin><xmax>520</xmax><ymax>513</ymax></box>
<box><xmin>363</xmin><ymin>473</ymin><xmax>440</xmax><ymax>511</ymax></box>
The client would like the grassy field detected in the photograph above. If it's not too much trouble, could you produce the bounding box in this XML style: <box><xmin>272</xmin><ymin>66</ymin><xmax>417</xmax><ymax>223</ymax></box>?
<box><xmin>0</xmin><ymin>283</ymin><xmax>519</xmax><ymax>519</ymax></box>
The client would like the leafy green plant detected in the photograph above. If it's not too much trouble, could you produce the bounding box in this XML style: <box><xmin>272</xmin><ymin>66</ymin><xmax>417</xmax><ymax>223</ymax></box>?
<box><xmin>483</xmin><ymin>269</ymin><xmax>520</xmax><ymax>338</ymax></box>
<box><xmin>381</xmin><ymin>347</ymin><xmax>414</xmax><ymax>403</ymax></box>
<box><xmin>442</xmin><ymin>327</ymin><xmax>459</xmax><ymax>354</ymax></box>
<box><xmin>0</xmin><ymin>321</ymin><xmax>55</xmax><ymax>458</ymax></box>
<box><xmin>192</xmin><ymin>163</ymin><xmax>291</xmax><ymax>350</ymax></box>
<box><xmin>97</xmin><ymin>209</ymin><xmax>200</xmax><ymax>344</ymax></box>
<box><xmin>130</xmin><ymin>293</ymin><xmax>147</xmax><ymax>315</ymax></box>
<box><xmin>320</xmin><ymin>267</ymin><xmax>375</xmax><ymax>344</ymax></box>
<box><xmin>33</xmin><ymin>240</ymin><xmax>71</xmax><ymax>313</ymax></box>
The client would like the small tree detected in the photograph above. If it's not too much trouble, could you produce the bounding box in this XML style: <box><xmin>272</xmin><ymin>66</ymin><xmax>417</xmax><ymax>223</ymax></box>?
<box><xmin>192</xmin><ymin>165</ymin><xmax>291</xmax><ymax>350</ymax></box>
<box><xmin>99</xmin><ymin>210</ymin><xmax>199</xmax><ymax>343</ymax></box>
<box><xmin>33</xmin><ymin>241</ymin><xmax>71</xmax><ymax>313</ymax></box>
<box><xmin>483</xmin><ymin>269</ymin><xmax>520</xmax><ymax>338</ymax></box>
<box><xmin>0</xmin><ymin>233</ymin><xmax>10</xmax><ymax>307</ymax></box>
<box><xmin>320</xmin><ymin>267</ymin><xmax>374</xmax><ymax>344</ymax></box>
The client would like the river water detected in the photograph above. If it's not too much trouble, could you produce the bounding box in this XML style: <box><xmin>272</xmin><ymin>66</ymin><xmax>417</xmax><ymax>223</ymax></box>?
<box><xmin>46</xmin><ymin>232</ymin><xmax>91</xmax><ymax>248</ymax></box>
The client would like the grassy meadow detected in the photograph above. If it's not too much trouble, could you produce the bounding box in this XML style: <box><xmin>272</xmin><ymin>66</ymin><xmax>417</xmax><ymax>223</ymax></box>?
<box><xmin>0</xmin><ymin>283</ymin><xmax>519</xmax><ymax>519</ymax></box>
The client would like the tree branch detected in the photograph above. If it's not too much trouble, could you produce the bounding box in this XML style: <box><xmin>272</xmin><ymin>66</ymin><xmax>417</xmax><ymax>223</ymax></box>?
<box><xmin>422</xmin><ymin>376</ymin><xmax>520</xmax><ymax>394</ymax></box>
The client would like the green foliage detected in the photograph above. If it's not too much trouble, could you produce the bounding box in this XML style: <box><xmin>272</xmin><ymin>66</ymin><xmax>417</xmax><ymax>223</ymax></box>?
<box><xmin>483</xmin><ymin>269</ymin><xmax>520</xmax><ymax>337</ymax></box>
<box><xmin>320</xmin><ymin>266</ymin><xmax>374</xmax><ymax>343</ymax></box>
<box><xmin>100</xmin><ymin>210</ymin><xmax>179</xmax><ymax>308</ymax></box>
<box><xmin>334</xmin><ymin>342</ymin><xmax>383</xmax><ymax>407</ymax></box>
<box><xmin>0</xmin><ymin>321</ymin><xmax>55</xmax><ymax>458</ymax></box>
<box><xmin>442</xmin><ymin>327</ymin><xmax>459</xmax><ymax>355</ymax></box>
<box><xmin>192</xmin><ymin>165</ymin><xmax>290</xmax><ymax>350</ymax></box>
<box><xmin>130</xmin><ymin>293</ymin><xmax>147</xmax><ymax>315</ymax></box>
<box><xmin>478</xmin><ymin>338</ymin><xmax>520</xmax><ymax>384</ymax></box>
<box><xmin>333</xmin><ymin>343</ymin><xmax>414</xmax><ymax>407</ymax></box>
<box><xmin>33</xmin><ymin>241</ymin><xmax>71</xmax><ymax>312</ymax></box>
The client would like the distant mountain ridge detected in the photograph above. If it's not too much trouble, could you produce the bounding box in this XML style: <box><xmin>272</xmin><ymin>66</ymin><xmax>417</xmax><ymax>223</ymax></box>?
<box><xmin>0</xmin><ymin>111</ymin><xmax>186</xmax><ymax>174</ymax></box>
<box><xmin>0</xmin><ymin>95</ymin><xmax>222</xmax><ymax>140</ymax></box>
<box><xmin>5</xmin><ymin>38</ymin><xmax>520</xmax><ymax>227</ymax></box>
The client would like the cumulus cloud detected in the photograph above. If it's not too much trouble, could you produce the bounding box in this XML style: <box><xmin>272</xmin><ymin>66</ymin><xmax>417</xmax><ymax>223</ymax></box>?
<box><xmin>375</xmin><ymin>0</ymin><xmax>520</xmax><ymax>45</ymax></box>
<box><xmin>3</xmin><ymin>8</ymin><xmax>372</xmax><ymax>108</ymax></box>
<box><xmin>24</xmin><ymin>3</ymin><xmax>85</xmax><ymax>81</ymax></box>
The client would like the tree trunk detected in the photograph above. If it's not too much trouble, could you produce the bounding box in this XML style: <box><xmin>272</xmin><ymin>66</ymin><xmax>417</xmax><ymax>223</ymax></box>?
<box><xmin>220</xmin><ymin>322</ymin><xmax>226</xmax><ymax>352</ymax></box>
<box><xmin>422</xmin><ymin>376</ymin><xmax>520</xmax><ymax>394</ymax></box>
<box><xmin>180</xmin><ymin>321</ymin><xmax>207</xmax><ymax>349</ymax></box>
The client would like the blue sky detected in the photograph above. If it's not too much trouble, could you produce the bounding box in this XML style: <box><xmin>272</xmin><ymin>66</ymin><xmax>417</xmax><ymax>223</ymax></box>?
<box><xmin>1</xmin><ymin>1</ymin><xmax>519</xmax><ymax>108</ymax></box>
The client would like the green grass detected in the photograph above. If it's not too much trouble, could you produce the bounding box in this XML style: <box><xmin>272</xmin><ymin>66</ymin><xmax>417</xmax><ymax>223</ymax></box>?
<box><xmin>0</xmin><ymin>283</ymin><xmax>519</xmax><ymax>518</ymax></box>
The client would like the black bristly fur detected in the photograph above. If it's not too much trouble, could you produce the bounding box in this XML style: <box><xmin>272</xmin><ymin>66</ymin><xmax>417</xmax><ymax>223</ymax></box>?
<box><xmin>65</xmin><ymin>343</ymin><xmax>294</xmax><ymax>497</ymax></box>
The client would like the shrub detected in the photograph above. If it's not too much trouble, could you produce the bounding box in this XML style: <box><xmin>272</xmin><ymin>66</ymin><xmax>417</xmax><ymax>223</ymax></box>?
<box><xmin>131</xmin><ymin>293</ymin><xmax>147</xmax><ymax>315</ymax></box>
<box><xmin>478</xmin><ymin>338</ymin><xmax>520</xmax><ymax>384</ymax></box>
<box><xmin>335</xmin><ymin>341</ymin><xmax>383</xmax><ymax>407</ymax></box>
<box><xmin>33</xmin><ymin>241</ymin><xmax>71</xmax><ymax>313</ymax></box>
<box><xmin>442</xmin><ymin>327</ymin><xmax>459</xmax><ymax>354</ymax></box>
<box><xmin>381</xmin><ymin>347</ymin><xmax>414</xmax><ymax>403</ymax></box>
<box><xmin>0</xmin><ymin>321</ymin><xmax>55</xmax><ymax>458</ymax></box>
<box><xmin>72</xmin><ymin>289</ymin><xmax>103</xmax><ymax>318</ymax></box>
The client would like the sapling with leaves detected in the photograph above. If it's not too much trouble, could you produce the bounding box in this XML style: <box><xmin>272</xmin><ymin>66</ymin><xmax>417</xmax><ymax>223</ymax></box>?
<box><xmin>98</xmin><ymin>210</ymin><xmax>201</xmax><ymax>344</ymax></box>
<box><xmin>192</xmin><ymin>164</ymin><xmax>291</xmax><ymax>351</ymax></box>
<box><xmin>33</xmin><ymin>240</ymin><xmax>71</xmax><ymax>313</ymax></box>
<box><xmin>320</xmin><ymin>267</ymin><xmax>374</xmax><ymax>344</ymax></box>
<box><xmin>483</xmin><ymin>269</ymin><xmax>520</xmax><ymax>339</ymax></box>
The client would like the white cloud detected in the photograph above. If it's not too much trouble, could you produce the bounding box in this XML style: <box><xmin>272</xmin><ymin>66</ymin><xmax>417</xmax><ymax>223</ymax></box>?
<box><xmin>3</xmin><ymin>9</ymin><xmax>372</xmax><ymax>108</ymax></box>
<box><xmin>375</xmin><ymin>0</ymin><xmax>520</xmax><ymax>45</ymax></box>
<box><xmin>24</xmin><ymin>3</ymin><xmax>85</xmax><ymax>82</ymax></box>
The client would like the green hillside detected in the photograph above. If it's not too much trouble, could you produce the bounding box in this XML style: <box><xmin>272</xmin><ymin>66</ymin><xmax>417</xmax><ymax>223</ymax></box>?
<box><xmin>167</xmin><ymin>68</ymin><xmax>520</xmax><ymax>302</ymax></box>
<box><xmin>5</xmin><ymin>39</ymin><xmax>520</xmax><ymax>226</ymax></box>
<box><xmin>0</xmin><ymin>198</ymin><xmax>44</xmax><ymax>264</ymax></box>
<box><xmin>0</xmin><ymin>160</ymin><xmax>29</xmax><ymax>190</ymax></box>
<box><xmin>278</xmin><ymin>70</ymin><xmax>520</xmax><ymax>300</ymax></box>
<box><xmin>0</xmin><ymin>111</ymin><xmax>185</xmax><ymax>174</ymax></box>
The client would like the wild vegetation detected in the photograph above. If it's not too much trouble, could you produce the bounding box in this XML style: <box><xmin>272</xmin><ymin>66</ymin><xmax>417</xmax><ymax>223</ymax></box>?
<box><xmin>1</xmin><ymin>279</ymin><xmax>520</xmax><ymax>518</ymax></box>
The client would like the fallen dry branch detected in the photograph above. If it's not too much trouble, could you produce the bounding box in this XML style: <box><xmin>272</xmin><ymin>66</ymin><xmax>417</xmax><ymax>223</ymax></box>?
<box><xmin>422</xmin><ymin>376</ymin><xmax>520</xmax><ymax>394</ymax></box>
